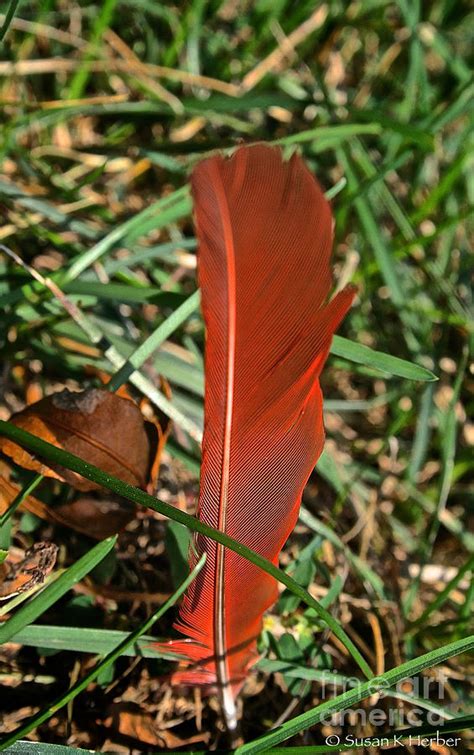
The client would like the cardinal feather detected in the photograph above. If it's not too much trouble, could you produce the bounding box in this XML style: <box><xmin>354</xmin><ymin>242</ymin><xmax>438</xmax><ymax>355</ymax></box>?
<box><xmin>164</xmin><ymin>144</ymin><xmax>355</xmax><ymax>729</ymax></box>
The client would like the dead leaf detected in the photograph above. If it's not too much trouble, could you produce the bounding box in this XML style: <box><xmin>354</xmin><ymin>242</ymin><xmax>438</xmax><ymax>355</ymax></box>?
<box><xmin>0</xmin><ymin>388</ymin><xmax>167</xmax><ymax>492</ymax></box>
<box><xmin>52</xmin><ymin>497</ymin><xmax>136</xmax><ymax>539</ymax></box>
<box><xmin>107</xmin><ymin>704</ymin><xmax>208</xmax><ymax>747</ymax></box>
<box><xmin>0</xmin><ymin>470</ymin><xmax>135</xmax><ymax>540</ymax></box>
<box><xmin>0</xmin><ymin>542</ymin><xmax>58</xmax><ymax>599</ymax></box>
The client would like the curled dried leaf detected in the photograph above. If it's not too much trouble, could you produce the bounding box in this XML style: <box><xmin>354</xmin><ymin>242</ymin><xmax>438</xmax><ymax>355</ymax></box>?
<box><xmin>0</xmin><ymin>388</ymin><xmax>169</xmax><ymax>493</ymax></box>
<box><xmin>53</xmin><ymin>497</ymin><xmax>136</xmax><ymax>540</ymax></box>
<box><xmin>0</xmin><ymin>471</ymin><xmax>135</xmax><ymax>540</ymax></box>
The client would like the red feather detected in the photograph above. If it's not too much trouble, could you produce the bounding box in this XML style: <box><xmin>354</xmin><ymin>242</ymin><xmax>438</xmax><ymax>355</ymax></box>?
<box><xmin>164</xmin><ymin>144</ymin><xmax>354</xmax><ymax>728</ymax></box>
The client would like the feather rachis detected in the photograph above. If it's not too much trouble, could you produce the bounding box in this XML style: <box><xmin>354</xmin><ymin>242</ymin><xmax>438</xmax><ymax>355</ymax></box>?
<box><xmin>207</xmin><ymin>159</ymin><xmax>238</xmax><ymax>727</ymax></box>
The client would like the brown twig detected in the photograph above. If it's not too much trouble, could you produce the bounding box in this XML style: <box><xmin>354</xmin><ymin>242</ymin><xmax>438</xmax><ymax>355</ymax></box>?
<box><xmin>0</xmin><ymin>58</ymin><xmax>240</xmax><ymax>97</ymax></box>
<box><xmin>367</xmin><ymin>612</ymin><xmax>385</xmax><ymax>676</ymax></box>
<box><xmin>239</xmin><ymin>5</ymin><xmax>328</xmax><ymax>92</ymax></box>
<box><xmin>104</xmin><ymin>29</ymin><xmax>184</xmax><ymax>113</ymax></box>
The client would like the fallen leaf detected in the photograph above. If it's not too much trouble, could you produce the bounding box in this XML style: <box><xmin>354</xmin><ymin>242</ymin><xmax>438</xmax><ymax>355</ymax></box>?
<box><xmin>0</xmin><ymin>470</ymin><xmax>136</xmax><ymax>540</ymax></box>
<box><xmin>107</xmin><ymin>704</ymin><xmax>208</xmax><ymax>748</ymax></box>
<box><xmin>52</xmin><ymin>497</ymin><xmax>136</xmax><ymax>539</ymax></box>
<box><xmin>0</xmin><ymin>542</ymin><xmax>58</xmax><ymax>599</ymax></box>
<box><xmin>0</xmin><ymin>388</ymin><xmax>167</xmax><ymax>492</ymax></box>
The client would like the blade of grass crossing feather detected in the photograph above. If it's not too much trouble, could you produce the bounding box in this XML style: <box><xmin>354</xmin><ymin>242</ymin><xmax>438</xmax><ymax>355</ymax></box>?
<box><xmin>105</xmin><ymin>298</ymin><xmax>435</xmax><ymax>400</ymax></box>
<box><xmin>107</xmin><ymin>290</ymin><xmax>201</xmax><ymax>391</ymax></box>
<box><xmin>235</xmin><ymin>635</ymin><xmax>474</xmax><ymax>753</ymax></box>
<box><xmin>0</xmin><ymin>554</ymin><xmax>206</xmax><ymax>750</ymax></box>
<box><xmin>330</xmin><ymin>336</ymin><xmax>436</xmax><ymax>382</ymax></box>
<box><xmin>0</xmin><ymin>422</ymin><xmax>373</xmax><ymax>680</ymax></box>
<box><xmin>0</xmin><ymin>537</ymin><xmax>117</xmax><ymax>644</ymax></box>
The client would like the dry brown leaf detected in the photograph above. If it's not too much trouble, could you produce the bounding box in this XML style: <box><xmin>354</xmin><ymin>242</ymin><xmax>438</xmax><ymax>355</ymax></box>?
<box><xmin>0</xmin><ymin>542</ymin><xmax>58</xmax><ymax>599</ymax></box>
<box><xmin>107</xmin><ymin>704</ymin><xmax>208</xmax><ymax>748</ymax></box>
<box><xmin>0</xmin><ymin>470</ymin><xmax>136</xmax><ymax>540</ymax></box>
<box><xmin>0</xmin><ymin>388</ymin><xmax>167</xmax><ymax>492</ymax></box>
<box><xmin>52</xmin><ymin>497</ymin><xmax>136</xmax><ymax>540</ymax></box>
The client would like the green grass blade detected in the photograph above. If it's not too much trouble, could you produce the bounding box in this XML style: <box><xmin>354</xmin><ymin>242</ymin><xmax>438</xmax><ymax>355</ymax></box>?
<box><xmin>407</xmin><ymin>383</ymin><xmax>435</xmax><ymax>482</ymax></box>
<box><xmin>236</xmin><ymin>635</ymin><xmax>474</xmax><ymax>752</ymax></box>
<box><xmin>0</xmin><ymin>0</ymin><xmax>20</xmax><ymax>42</ymax></box>
<box><xmin>299</xmin><ymin>506</ymin><xmax>385</xmax><ymax>598</ymax></box>
<box><xmin>107</xmin><ymin>289</ymin><xmax>200</xmax><ymax>391</ymax></box>
<box><xmin>67</xmin><ymin>0</ymin><xmax>119</xmax><ymax>99</ymax></box>
<box><xmin>330</xmin><ymin>335</ymin><xmax>437</xmax><ymax>381</ymax></box>
<box><xmin>269</xmin><ymin>714</ymin><xmax>474</xmax><ymax>751</ymax></box>
<box><xmin>63</xmin><ymin>187</ymin><xmax>192</xmax><ymax>283</ymax></box>
<box><xmin>0</xmin><ymin>473</ymin><xmax>43</xmax><ymax>530</ymax></box>
<box><xmin>274</xmin><ymin>124</ymin><xmax>382</xmax><ymax>146</ymax></box>
<box><xmin>8</xmin><ymin>625</ymin><xmax>163</xmax><ymax>658</ymax></box>
<box><xmin>409</xmin><ymin>554</ymin><xmax>474</xmax><ymax>630</ymax></box>
<box><xmin>2</xmin><ymin>744</ymin><xmax>100</xmax><ymax>755</ymax></box>
<box><xmin>337</xmin><ymin>149</ymin><xmax>405</xmax><ymax>306</ymax></box>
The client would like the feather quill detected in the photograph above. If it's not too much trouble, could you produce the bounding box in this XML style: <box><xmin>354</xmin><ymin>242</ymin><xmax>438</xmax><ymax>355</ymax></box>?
<box><xmin>165</xmin><ymin>144</ymin><xmax>355</xmax><ymax>728</ymax></box>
